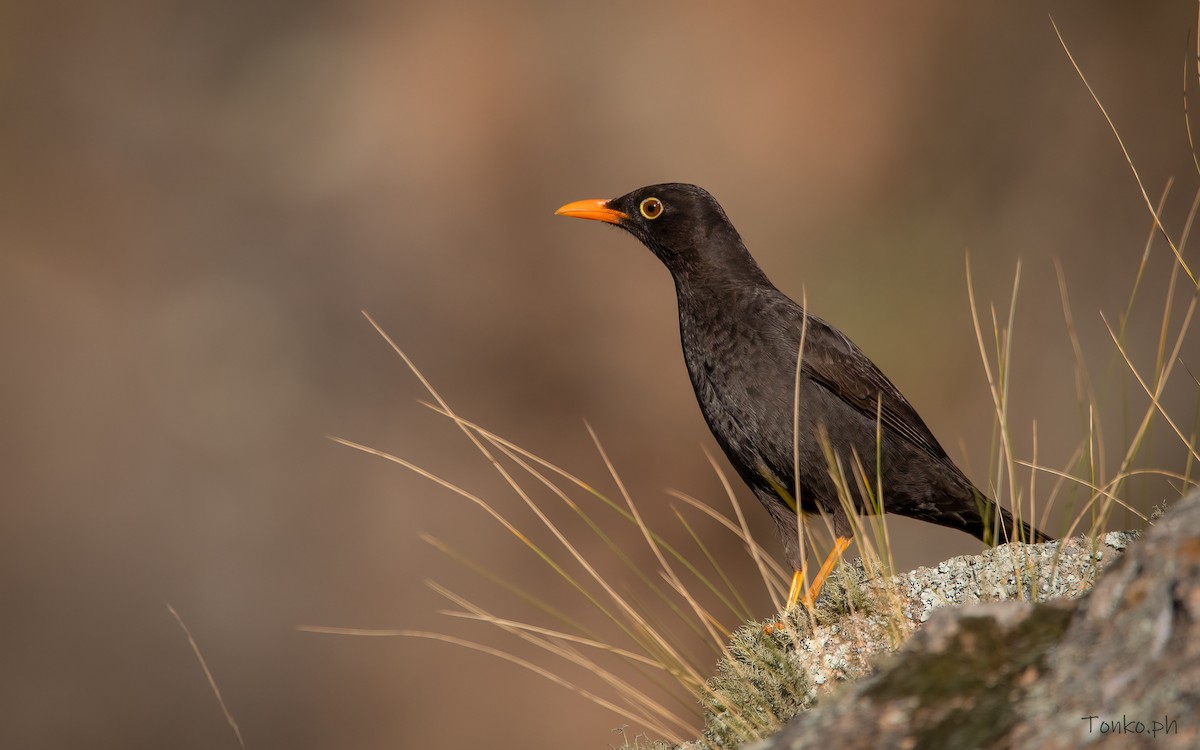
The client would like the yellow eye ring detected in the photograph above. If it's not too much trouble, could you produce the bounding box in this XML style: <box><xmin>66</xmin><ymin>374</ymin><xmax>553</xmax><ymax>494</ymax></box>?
<box><xmin>639</xmin><ymin>197</ymin><xmax>663</xmax><ymax>219</ymax></box>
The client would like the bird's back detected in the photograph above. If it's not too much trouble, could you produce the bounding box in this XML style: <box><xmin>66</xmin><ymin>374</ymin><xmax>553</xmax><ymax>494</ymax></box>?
<box><xmin>674</xmin><ymin>276</ymin><xmax>993</xmax><ymax>537</ymax></box>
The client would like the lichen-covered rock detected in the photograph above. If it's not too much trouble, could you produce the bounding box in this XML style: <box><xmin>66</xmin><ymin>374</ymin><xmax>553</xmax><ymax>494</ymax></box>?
<box><xmin>1009</xmin><ymin>494</ymin><xmax>1200</xmax><ymax>749</ymax></box>
<box><xmin>750</xmin><ymin>490</ymin><xmax>1199</xmax><ymax>750</ymax></box>
<box><xmin>692</xmin><ymin>528</ymin><xmax>1135</xmax><ymax>749</ymax></box>
<box><xmin>753</xmin><ymin>600</ymin><xmax>1072</xmax><ymax>749</ymax></box>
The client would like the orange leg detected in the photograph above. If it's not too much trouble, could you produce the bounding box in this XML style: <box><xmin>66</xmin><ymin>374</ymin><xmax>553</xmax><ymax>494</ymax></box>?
<box><xmin>765</xmin><ymin>537</ymin><xmax>853</xmax><ymax>634</ymax></box>
<box><xmin>800</xmin><ymin>536</ymin><xmax>851</xmax><ymax>608</ymax></box>
<box><xmin>765</xmin><ymin>570</ymin><xmax>808</xmax><ymax>633</ymax></box>
<box><xmin>784</xmin><ymin>568</ymin><xmax>806</xmax><ymax>610</ymax></box>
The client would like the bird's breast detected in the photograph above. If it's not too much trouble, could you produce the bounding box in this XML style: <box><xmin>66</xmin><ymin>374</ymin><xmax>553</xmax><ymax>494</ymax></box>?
<box><xmin>678</xmin><ymin>304</ymin><xmax>800</xmax><ymax>477</ymax></box>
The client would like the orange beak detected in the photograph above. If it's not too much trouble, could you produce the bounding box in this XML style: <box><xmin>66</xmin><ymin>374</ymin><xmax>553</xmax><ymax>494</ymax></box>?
<box><xmin>554</xmin><ymin>198</ymin><xmax>628</xmax><ymax>224</ymax></box>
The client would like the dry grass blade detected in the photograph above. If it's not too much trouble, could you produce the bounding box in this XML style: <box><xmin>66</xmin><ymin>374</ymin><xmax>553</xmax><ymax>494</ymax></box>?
<box><xmin>331</xmin><ymin>433</ymin><xmax>698</xmax><ymax>667</ymax></box>
<box><xmin>166</xmin><ymin>603</ymin><xmax>246</xmax><ymax>750</ymax></box>
<box><xmin>413</xmin><ymin>398</ymin><xmax>781</xmax><ymax>653</ymax></box>
<box><xmin>585</xmin><ymin>424</ymin><xmax>713</xmax><ymax>687</ymax></box>
<box><xmin>327</xmin><ymin>436</ymin><xmax>547</xmax><ymax>561</ymax></box>
<box><xmin>1120</xmin><ymin>180</ymin><xmax>1174</xmax><ymax>342</ymax></box>
<box><xmin>671</xmin><ymin>506</ymin><xmax>754</xmax><ymax>625</ymax></box>
<box><xmin>296</xmin><ymin>625</ymin><xmax>667</xmax><ymax>735</ymax></box>
<box><xmin>1051</xmin><ymin>16</ymin><xmax>1196</xmax><ymax>286</ymax></box>
<box><xmin>1014</xmin><ymin>458</ymin><xmax>1149</xmax><ymax>535</ymax></box>
<box><xmin>335</xmin><ymin>317</ymin><xmax>807</xmax><ymax>738</ymax></box>
<box><xmin>351</xmin><ymin>318</ymin><xmax>743</xmax><ymax>680</ymax></box>
<box><xmin>667</xmin><ymin>487</ymin><xmax>789</xmax><ymax>591</ymax></box>
<box><xmin>488</xmin><ymin>438</ymin><xmax>733</xmax><ymax>658</ymax></box>
<box><xmin>704</xmin><ymin>447</ymin><xmax>787</xmax><ymax>607</ymax></box>
<box><xmin>792</xmin><ymin>289</ymin><xmax>811</xmax><ymax>595</ymax></box>
<box><xmin>1186</xmin><ymin>27</ymin><xmax>1200</xmax><ymax>179</ymax></box>
<box><xmin>965</xmin><ymin>257</ymin><xmax>1037</xmax><ymax>539</ymax></box>
<box><xmin>359</xmin><ymin>314</ymin><xmax>649</xmax><ymax>622</ymax></box>
<box><xmin>420</xmin><ymin>532</ymin><xmax>593</xmax><ymax>635</ymax></box>
<box><xmin>457</xmin><ymin>412</ymin><xmax>751</xmax><ymax>649</ymax></box>
<box><xmin>427</xmin><ymin>582</ymin><xmax>699</xmax><ymax>738</ymax></box>
<box><xmin>1054</xmin><ymin>260</ymin><xmax>1106</xmax><ymax>482</ymax></box>
<box><xmin>435</xmin><ymin>605</ymin><xmax>660</xmax><ymax>668</ymax></box>
<box><xmin>1102</xmin><ymin>312</ymin><xmax>1200</xmax><ymax>466</ymax></box>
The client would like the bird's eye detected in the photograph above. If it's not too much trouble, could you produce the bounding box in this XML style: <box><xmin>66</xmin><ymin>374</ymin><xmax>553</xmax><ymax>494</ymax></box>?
<box><xmin>639</xmin><ymin>197</ymin><xmax>663</xmax><ymax>219</ymax></box>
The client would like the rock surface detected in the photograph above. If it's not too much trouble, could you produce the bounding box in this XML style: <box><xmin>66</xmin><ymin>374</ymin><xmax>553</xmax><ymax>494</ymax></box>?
<box><xmin>691</xmin><ymin>528</ymin><xmax>1135</xmax><ymax>748</ymax></box>
<box><xmin>749</xmin><ymin>491</ymin><xmax>1199</xmax><ymax>750</ymax></box>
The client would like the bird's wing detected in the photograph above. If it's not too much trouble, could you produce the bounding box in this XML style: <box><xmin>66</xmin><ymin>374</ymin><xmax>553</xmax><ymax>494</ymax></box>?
<box><xmin>767</xmin><ymin>296</ymin><xmax>959</xmax><ymax>470</ymax></box>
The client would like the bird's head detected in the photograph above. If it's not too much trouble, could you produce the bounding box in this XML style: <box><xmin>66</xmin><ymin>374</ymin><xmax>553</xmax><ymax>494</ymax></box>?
<box><xmin>556</xmin><ymin>183</ymin><xmax>754</xmax><ymax>279</ymax></box>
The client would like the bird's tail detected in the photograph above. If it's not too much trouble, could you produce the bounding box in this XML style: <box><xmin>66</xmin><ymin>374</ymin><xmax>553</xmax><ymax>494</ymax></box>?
<box><xmin>972</xmin><ymin>504</ymin><xmax>1054</xmax><ymax>546</ymax></box>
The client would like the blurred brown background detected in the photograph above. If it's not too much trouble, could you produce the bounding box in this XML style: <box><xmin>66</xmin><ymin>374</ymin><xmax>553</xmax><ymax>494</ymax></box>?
<box><xmin>4</xmin><ymin>1</ymin><xmax>1199</xmax><ymax>748</ymax></box>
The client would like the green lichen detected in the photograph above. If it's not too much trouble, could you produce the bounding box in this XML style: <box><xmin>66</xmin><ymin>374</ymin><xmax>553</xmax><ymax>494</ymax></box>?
<box><xmin>863</xmin><ymin>604</ymin><xmax>1074</xmax><ymax>749</ymax></box>
<box><xmin>696</xmin><ymin>559</ymin><xmax>883</xmax><ymax>749</ymax></box>
<box><xmin>699</xmin><ymin>620</ymin><xmax>808</xmax><ymax>747</ymax></box>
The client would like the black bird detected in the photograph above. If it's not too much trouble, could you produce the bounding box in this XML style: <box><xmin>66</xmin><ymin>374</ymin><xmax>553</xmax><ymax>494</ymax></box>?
<box><xmin>556</xmin><ymin>183</ymin><xmax>1052</xmax><ymax>610</ymax></box>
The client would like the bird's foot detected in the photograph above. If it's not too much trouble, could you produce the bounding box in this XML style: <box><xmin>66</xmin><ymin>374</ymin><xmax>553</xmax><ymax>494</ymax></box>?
<box><xmin>763</xmin><ymin>569</ymin><xmax>808</xmax><ymax>634</ymax></box>
<box><xmin>763</xmin><ymin>537</ymin><xmax>852</xmax><ymax>634</ymax></box>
